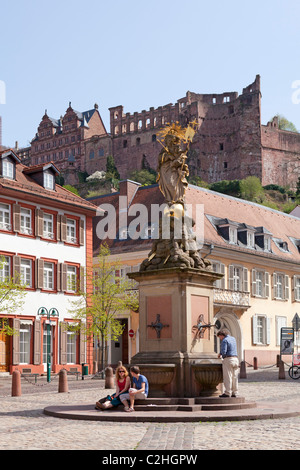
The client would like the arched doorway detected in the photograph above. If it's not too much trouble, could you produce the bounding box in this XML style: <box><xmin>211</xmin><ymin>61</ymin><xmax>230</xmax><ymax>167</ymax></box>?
<box><xmin>213</xmin><ymin>309</ymin><xmax>243</xmax><ymax>360</ymax></box>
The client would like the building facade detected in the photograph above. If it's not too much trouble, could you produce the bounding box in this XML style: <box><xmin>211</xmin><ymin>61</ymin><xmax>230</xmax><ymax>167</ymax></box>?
<box><xmin>16</xmin><ymin>75</ymin><xmax>300</xmax><ymax>190</ymax></box>
<box><xmin>90</xmin><ymin>180</ymin><xmax>300</xmax><ymax>366</ymax></box>
<box><xmin>0</xmin><ymin>149</ymin><xmax>96</xmax><ymax>375</ymax></box>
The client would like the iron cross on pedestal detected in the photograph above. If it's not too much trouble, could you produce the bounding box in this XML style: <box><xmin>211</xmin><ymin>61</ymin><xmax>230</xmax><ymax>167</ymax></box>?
<box><xmin>147</xmin><ymin>314</ymin><xmax>169</xmax><ymax>338</ymax></box>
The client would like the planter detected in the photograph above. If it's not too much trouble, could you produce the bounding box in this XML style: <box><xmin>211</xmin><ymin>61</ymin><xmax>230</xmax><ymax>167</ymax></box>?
<box><xmin>138</xmin><ymin>364</ymin><xmax>176</xmax><ymax>397</ymax></box>
<box><xmin>192</xmin><ymin>362</ymin><xmax>223</xmax><ymax>397</ymax></box>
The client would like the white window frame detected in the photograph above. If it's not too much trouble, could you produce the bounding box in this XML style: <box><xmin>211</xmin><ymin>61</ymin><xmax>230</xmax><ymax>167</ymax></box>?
<box><xmin>0</xmin><ymin>203</ymin><xmax>11</xmax><ymax>231</ymax></box>
<box><xmin>67</xmin><ymin>265</ymin><xmax>77</xmax><ymax>293</ymax></box>
<box><xmin>252</xmin><ymin>314</ymin><xmax>270</xmax><ymax>345</ymax></box>
<box><xmin>67</xmin><ymin>330</ymin><xmax>77</xmax><ymax>364</ymax></box>
<box><xmin>2</xmin><ymin>160</ymin><xmax>14</xmax><ymax>179</ymax></box>
<box><xmin>211</xmin><ymin>260</ymin><xmax>225</xmax><ymax>289</ymax></box>
<box><xmin>0</xmin><ymin>256</ymin><xmax>10</xmax><ymax>282</ymax></box>
<box><xmin>66</xmin><ymin>218</ymin><xmax>77</xmax><ymax>244</ymax></box>
<box><xmin>19</xmin><ymin>322</ymin><xmax>32</xmax><ymax>364</ymax></box>
<box><xmin>20</xmin><ymin>258</ymin><xmax>32</xmax><ymax>288</ymax></box>
<box><xmin>43</xmin><ymin>213</ymin><xmax>54</xmax><ymax>239</ymax></box>
<box><xmin>229</xmin><ymin>226</ymin><xmax>237</xmax><ymax>244</ymax></box>
<box><xmin>43</xmin><ymin>262</ymin><xmax>54</xmax><ymax>290</ymax></box>
<box><xmin>251</xmin><ymin>269</ymin><xmax>270</xmax><ymax>298</ymax></box>
<box><xmin>20</xmin><ymin>208</ymin><xmax>32</xmax><ymax>235</ymax></box>
<box><xmin>276</xmin><ymin>316</ymin><xmax>287</xmax><ymax>346</ymax></box>
<box><xmin>44</xmin><ymin>172</ymin><xmax>54</xmax><ymax>190</ymax></box>
<box><xmin>293</xmin><ymin>275</ymin><xmax>300</xmax><ymax>302</ymax></box>
<box><xmin>273</xmin><ymin>272</ymin><xmax>289</xmax><ymax>300</ymax></box>
<box><xmin>228</xmin><ymin>265</ymin><xmax>248</xmax><ymax>292</ymax></box>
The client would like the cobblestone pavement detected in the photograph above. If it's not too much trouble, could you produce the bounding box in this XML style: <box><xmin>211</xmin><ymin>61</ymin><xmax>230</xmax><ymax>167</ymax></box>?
<box><xmin>1</xmin><ymin>367</ymin><xmax>300</xmax><ymax>452</ymax></box>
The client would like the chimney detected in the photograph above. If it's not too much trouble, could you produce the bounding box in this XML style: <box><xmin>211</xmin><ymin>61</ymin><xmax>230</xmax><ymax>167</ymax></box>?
<box><xmin>119</xmin><ymin>179</ymin><xmax>141</xmax><ymax>206</ymax></box>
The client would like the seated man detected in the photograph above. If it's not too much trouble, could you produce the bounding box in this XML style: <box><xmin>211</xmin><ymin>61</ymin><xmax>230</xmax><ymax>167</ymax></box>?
<box><xmin>121</xmin><ymin>366</ymin><xmax>149</xmax><ymax>412</ymax></box>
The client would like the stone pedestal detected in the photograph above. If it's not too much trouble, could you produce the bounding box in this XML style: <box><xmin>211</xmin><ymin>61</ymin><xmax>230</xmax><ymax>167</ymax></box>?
<box><xmin>129</xmin><ymin>267</ymin><xmax>224</xmax><ymax>398</ymax></box>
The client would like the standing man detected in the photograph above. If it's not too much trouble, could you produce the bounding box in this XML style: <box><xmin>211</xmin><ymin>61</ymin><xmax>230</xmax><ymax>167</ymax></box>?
<box><xmin>217</xmin><ymin>329</ymin><xmax>239</xmax><ymax>398</ymax></box>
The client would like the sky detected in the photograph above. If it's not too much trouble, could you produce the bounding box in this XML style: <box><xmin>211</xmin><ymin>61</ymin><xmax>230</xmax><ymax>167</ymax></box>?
<box><xmin>1</xmin><ymin>0</ymin><xmax>300</xmax><ymax>148</ymax></box>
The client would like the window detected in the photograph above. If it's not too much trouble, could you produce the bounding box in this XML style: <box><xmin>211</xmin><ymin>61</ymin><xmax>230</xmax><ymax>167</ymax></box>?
<box><xmin>20</xmin><ymin>259</ymin><xmax>32</xmax><ymax>288</ymax></box>
<box><xmin>0</xmin><ymin>203</ymin><xmax>11</xmax><ymax>231</ymax></box>
<box><xmin>276</xmin><ymin>316</ymin><xmax>287</xmax><ymax>346</ymax></box>
<box><xmin>44</xmin><ymin>172</ymin><xmax>54</xmax><ymax>190</ymax></box>
<box><xmin>43</xmin><ymin>213</ymin><xmax>54</xmax><ymax>239</ymax></box>
<box><xmin>67</xmin><ymin>331</ymin><xmax>77</xmax><ymax>363</ymax></box>
<box><xmin>0</xmin><ymin>256</ymin><xmax>10</xmax><ymax>282</ymax></box>
<box><xmin>293</xmin><ymin>276</ymin><xmax>300</xmax><ymax>302</ymax></box>
<box><xmin>252</xmin><ymin>269</ymin><xmax>270</xmax><ymax>298</ymax></box>
<box><xmin>228</xmin><ymin>265</ymin><xmax>248</xmax><ymax>292</ymax></box>
<box><xmin>229</xmin><ymin>227</ymin><xmax>237</xmax><ymax>244</ymax></box>
<box><xmin>211</xmin><ymin>261</ymin><xmax>225</xmax><ymax>289</ymax></box>
<box><xmin>247</xmin><ymin>231</ymin><xmax>255</xmax><ymax>249</ymax></box>
<box><xmin>44</xmin><ymin>262</ymin><xmax>54</xmax><ymax>290</ymax></box>
<box><xmin>20</xmin><ymin>208</ymin><xmax>32</xmax><ymax>235</ymax></box>
<box><xmin>273</xmin><ymin>273</ymin><xmax>289</xmax><ymax>300</ymax></box>
<box><xmin>19</xmin><ymin>323</ymin><xmax>31</xmax><ymax>363</ymax></box>
<box><xmin>252</xmin><ymin>315</ymin><xmax>270</xmax><ymax>345</ymax></box>
<box><xmin>66</xmin><ymin>218</ymin><xmax>77</xmax><ymax>244</ymax></box>
<box><xmin>3</xmin><ymin>160</ymin><xmax>14</xmax><ymax>179</ymax></box>
<box><xmin>67</xmin><ymin>265</ymin><xmax>77</xmax><ymax>293</ymax></box>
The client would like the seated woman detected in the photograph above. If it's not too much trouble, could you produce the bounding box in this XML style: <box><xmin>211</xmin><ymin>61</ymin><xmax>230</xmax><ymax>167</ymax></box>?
<box><xmin>96</xmin><ymin>365</ymin><xmax>130</xmax><ymax>410</ymax></box>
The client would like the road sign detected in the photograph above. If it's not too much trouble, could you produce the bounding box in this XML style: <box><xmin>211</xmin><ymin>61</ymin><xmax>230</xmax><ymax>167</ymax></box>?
<box><xmin>129</xmin><ymin>329</ymin><xmax>134</xmax><ymax>338</ymax></box>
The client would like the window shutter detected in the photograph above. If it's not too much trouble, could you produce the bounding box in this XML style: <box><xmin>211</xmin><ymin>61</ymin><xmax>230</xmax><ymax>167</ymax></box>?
<box><xmin>243</xmin><ymin>267</ymin><xmax>248</xmax><ymax>292</ymax></box>
<box><xmin>13</xmin><ymin>204</ymin><xmax>21</xmax><ymax>233</ymax></box>
<box><xmin>285</xmin><ymin>275</ymin><xmax>290</xmax><ymax>300</ymax></box>
<box><xmin>12</xmin><ymin>318</ymin><xmax>20</xmax><ymax>364</ymax></box>
<box><xmin>80</xmin><ymin>266</ymin><xmax>85</xmax><ymax>293</ymax></box>
<box><xmin>219</xmin><ymin>263</ymin><xmax>225</xmax><ymax>289</ymax></box>
<box><xmin>36</xmin><ymin>259</ymin><xmax>44</xmax><ymax>289</ymax></box>
<box><xmin>252</xmin><ymin>315</ymin><xmax>258</xmax><ymax>345</ymax></box>
<box><xmin>79</xmin><ymin>219</ymin><xmax>84</xmax><ymax>246</ymax></box>
<box><xmin>13</xmin><ymin>255</ymin><xmax>21</xmax><ymax>284</ymax></box>
<box><xmin>56</xmin><ymin>214</ymin><xmax>61</xmax><ymax>241</ymax></box>
<box><xmin>60</xmin><ymin>323</ymin><xmax>67</xmax><ymax>365</ymax></box>
<box><xmin>272</xmin><ymin>273</ymin><xmax>277</xmax><ymax>299</ymax></box>
<box><xmin>57</xmin><ymin>263</ymin><xmax>61</xmax><ymax>291</ymax></box>
<box><xmin>60</xmin><ymin>215</ymin><xmax>67</xmax><ymax>242</ymax></box>
<box><xmin>266</xmin><ymin>317</ymin><xmax>271</xmax><ymax>345</ymax></box>
<box><xmin>228</xmin><ymin>265</ymin><xmax>234</xmax><ymax>290</ymax></box>
<box><xmin>61</xmin><ymin>263</ymin><xmax>67</xmax><ymax>292</ymax></box>
<box><xmin>35</xmin><ymin>209</ymin><xmax>44</xmax><ymax>237</ymax></box>
<box><xmin>79</xmin><ymin>324</ymin><xmax>86</xmax><ymax>364</ymax></box>
<box><xmin>251</xmin><ymin>269</ymin><xmax>257</xmax><ymax>297</ymax></box>
<box><xmin>34</xmin><ymin>319</ymin><xmax>41</xmax><ymax>365</ymax></box>
<box><xmin>265</xmin><ymin>272</ymin><xmax>270</xmax><ymax>298</ymax></box>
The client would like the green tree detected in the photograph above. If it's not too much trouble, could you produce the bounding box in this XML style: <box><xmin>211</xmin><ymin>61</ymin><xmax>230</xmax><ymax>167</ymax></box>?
<box><xmin>240</xmin><ymin>176</ymin><xmax>264</xmax><ymax>202</ymax></box>
<box><xmin>63</xmin><ymin>184</ymin><xmax>80</xmax><ymax>196</ymax></box>
<box><xmin>0</xmin><ymin>257</ymin><xmax>27</xmax><ymax>336</ymax></box>
<box><xmin>272</xmin><ymin>114</ymin><xmax>298</xmax><ymax>132</ymax></box>
<box><xmin>129</xmin><ymin>169</ymin><xmax>157</xmax><ymax>186</ymax></box>
<box><xmin>68</xmin><ymin>244</ymin><xmax>138</xmax><ymax>372</ymax></box>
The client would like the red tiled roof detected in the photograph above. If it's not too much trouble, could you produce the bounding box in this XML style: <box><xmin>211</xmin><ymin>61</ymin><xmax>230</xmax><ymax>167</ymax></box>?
<box><xmin>0</xmin><ymin>154</ymin><xmax>97</xmax><ymax>214</ymax></box>
<box><xmin>92</xmin><ymin>182</ymin><xmax>300</xmax><ymax>263</ymax></box>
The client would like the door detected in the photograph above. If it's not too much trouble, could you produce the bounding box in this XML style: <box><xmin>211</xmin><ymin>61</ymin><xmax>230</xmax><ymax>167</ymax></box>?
<box><xmin>0</xmin><ymin>329</ymin><xmax>10</xmax><ymax>372</ymax></box>
<box><xmin>43</xmin><ymin>322</ymin><xmax>54</xmax><ymax>372</ymax></box>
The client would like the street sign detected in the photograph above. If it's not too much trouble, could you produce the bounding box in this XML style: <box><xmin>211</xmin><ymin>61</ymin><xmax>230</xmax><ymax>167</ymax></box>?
<box><xmin>280</xmin><ymin>327</ymin><xmax>294</xmax><ymax>355</ymax></box>
<box><xmin>129</xmin><ymin>329</ymin><xmax>134</xmax><ymax>338</ymax></box>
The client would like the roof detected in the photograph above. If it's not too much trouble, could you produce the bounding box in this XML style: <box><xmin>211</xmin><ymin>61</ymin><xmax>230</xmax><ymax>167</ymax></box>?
<box><xmin>0</xmin><ymin>149</ymin><xmax>97</xmax><ymax>215</ymax></box>
<box><xmin>90</xmin><ymin>181</ymin><xmax>300</xmax><ymax>264</ymax></box>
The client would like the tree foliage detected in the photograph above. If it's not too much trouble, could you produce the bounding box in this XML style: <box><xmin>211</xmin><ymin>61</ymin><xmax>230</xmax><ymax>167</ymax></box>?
<box><xmin>68</xmin><ymin>244</ymin><xmax>138</xmax><ymax>369</ymax></box>
<box><xmin>0</xmin><ymin>257</ymin><xmax>27</xmax><ymax>336</ymax></box>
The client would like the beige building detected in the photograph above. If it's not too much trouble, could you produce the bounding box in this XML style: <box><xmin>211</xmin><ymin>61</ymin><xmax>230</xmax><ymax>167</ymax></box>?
<box><xmin>90</xmin><ymin>180</ymin><xmax>300</xmax><ymax>366</ymax></box>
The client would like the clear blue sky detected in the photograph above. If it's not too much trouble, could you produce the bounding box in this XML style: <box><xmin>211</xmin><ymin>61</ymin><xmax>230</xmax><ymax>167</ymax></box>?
<box><xmin>1</xmin><ymin>0</ymin><xmax>300</xmax><ymax>148</ymax></box>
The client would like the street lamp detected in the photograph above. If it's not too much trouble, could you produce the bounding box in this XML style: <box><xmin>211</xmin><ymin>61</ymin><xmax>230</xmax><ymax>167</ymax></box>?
<box><xmin>37</xmin><ymin>307</ymin><xmax>59</xmax><ymax>382</ymax></box>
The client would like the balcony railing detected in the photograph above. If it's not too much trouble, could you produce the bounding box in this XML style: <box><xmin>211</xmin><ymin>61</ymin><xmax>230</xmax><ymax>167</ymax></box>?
<box><xmin>213</xmin><ymin>288</ymin><xmax>250</xmax><ymax>308</ymax></box>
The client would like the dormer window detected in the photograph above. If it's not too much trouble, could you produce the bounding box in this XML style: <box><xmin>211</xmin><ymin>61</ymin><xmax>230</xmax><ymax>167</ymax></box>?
<box><xmin>44</xmin><ymin>172</ymin><xmax>54</xmax><ymax>190</ymax></box>
<box><xmin>254</xmin><ymin>226</ymin><xmax>272</xmax><ymax>252</ymax></box>
<box><xmin>229</xmin><ymin>226</ymin><xmax>238</xmax><ymax>244</ymax></box>
<box><xmin>273</xmin><ymin>238</ymin><xmax>290</xmax><ymax>253</ymax></box>
<box><xmin>0</xmin><ymin>150</ymin><xmax>20</xmax><ymax>180</ymax></box>
<box><xmin>3</xmin><ymin>160</ymin><xmax>14</xmax><ymax>179</ymax></box>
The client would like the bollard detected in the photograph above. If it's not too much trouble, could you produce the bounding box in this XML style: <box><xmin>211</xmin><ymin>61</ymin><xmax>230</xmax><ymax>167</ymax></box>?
<box><xmin>253</xmin><ymin>357</ymin><xmax>258</xmax><ymax>370</ymax></box>
<box><xmin>276</xmin><ymin>354</ymin><xmax>280</xmax><ymax>367</ymax></box>
<box><xmin>105</xmin><ymin>366</ymin><xmax>114</xmax><ymax>389</ymax></box>
<box><xmin>93</xmin><ymin>361</ymin><xmax>98</xmax><ymax>375</ymax></box>
<box><xmin>58</xmin><ymin>369</ymin><xmax>69</xmax><ymax>393</ymax></box>
<box><xmin>239</xmin><ymin>360</ymin><xmax>247</xmax><ymax>379</ymax></box>
<box><xmin>12</xmin><ymin>370</ymin><xmax>22</xmax><ymax>397</ymax></box>
<box><xmin>278</xmin><ymin>360</ymin><xmax>286</xmax><ymax>379</ymax></box>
